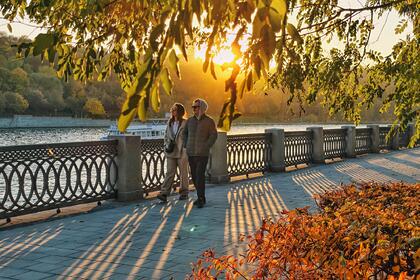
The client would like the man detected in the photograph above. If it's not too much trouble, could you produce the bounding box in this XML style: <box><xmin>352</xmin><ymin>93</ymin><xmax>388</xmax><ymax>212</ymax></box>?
<box><xmin>183</xmin><ymin>98</ymin><xmax>217</xmax><ymax>208</ymax></box>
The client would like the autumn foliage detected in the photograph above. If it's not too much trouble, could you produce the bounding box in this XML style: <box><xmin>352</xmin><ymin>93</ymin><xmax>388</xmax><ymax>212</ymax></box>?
<box><xmin>189</xmin><ymin>182</ymin><xmax>419</xmax><ymax>279</ymax></box>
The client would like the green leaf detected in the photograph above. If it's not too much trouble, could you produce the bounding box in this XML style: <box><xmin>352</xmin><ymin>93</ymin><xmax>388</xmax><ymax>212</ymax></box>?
<box><xmin>7</xmin><ymin>23</ymin><xmax>12</xmax><ymax>33</ymax></box>
<box><xmin>287</xmin><ymin>23</ymin><xmax>303</xmax><ymax>45</ymax></box>
<box><xmin>160</xmin><ymin>68</ymin><xmax>173</xmax><ymax>96</ymax></box>
<box><xmin>33</xmin><ymin>33</ymin><xmax>55</xmax><ymax>56</ymax></box>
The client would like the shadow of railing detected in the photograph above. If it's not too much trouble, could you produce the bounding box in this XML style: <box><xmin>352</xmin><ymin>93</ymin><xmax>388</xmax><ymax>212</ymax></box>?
<box><xmin>0</xmin><ymin>149</ymin><xmax>418</xmax><ymax>279</ymax></box>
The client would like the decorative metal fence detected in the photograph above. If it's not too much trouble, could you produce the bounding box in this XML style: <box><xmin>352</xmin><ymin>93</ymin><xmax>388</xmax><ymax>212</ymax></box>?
<box><xmin>284</xmin><ymin>131</ymin><xmax>313</xmax><ymax>167</ymax></box>
<box><xmin>226</xmin><ymin>133</ymin><xmax>271</xmax><ymax>177</ymax></box>
<box><xmin>140</xmin><ymin>139</ymin><xmax>182</xmax><ymax>196</ymax></box>
<box><xmin>355</xmin><ymin>128</ymin><xmax>372</xmax><ymax>155</ymax></box>
<box><xmin>0</xmin><ymin>140</ymin><xmax>118</xmax><ymax>219</ymax></box>
<box><xmin>324</xmin><ymin>129</ymin><xmax>347</xmax><ymax>159</ymax></box>
<box><xmin>379</xmin><ymin>126</ymin><xmax>391</xmax><ymax>150</ymax></box>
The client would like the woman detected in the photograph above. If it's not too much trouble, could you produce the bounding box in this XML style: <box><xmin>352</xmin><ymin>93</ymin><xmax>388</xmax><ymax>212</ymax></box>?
<box><xmin>157</xmin><ymin>103</ymin><xmax>189</xmax><ymax>202</ymax></box>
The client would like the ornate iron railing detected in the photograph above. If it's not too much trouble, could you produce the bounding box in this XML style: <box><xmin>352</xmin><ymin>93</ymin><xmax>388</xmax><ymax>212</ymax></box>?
<box><xmin>227</xmin><ymin>133</ymin><xmax>271</xmax><ymax>177</ymax></box>
<box><xmin>140</xmin><ymin>139</ymin><xmax>182</xmax><ymax>195</ymax></box>
<box><xmin>355</xmin><ymin>128</ymin><xmax>372</xmax><ymax>155</ymax></box>
<box><xmin>284</xmin><ymin>131</ymin><xmax>313</xmax><ymax>166</ymax></box>
<box><xmin>324</xmin><ymin>129</ymin><xmax>347</xmax><ymax>159</ymax></box>
<box><xmin>0</xmin><ymin>140</ymin><xmax>118</xmax><ymax>219</ymax></box>
<box><xmin>379</xmin><ymin>126</ymin><xmax>391</xmax><ymax>150</ymax></box>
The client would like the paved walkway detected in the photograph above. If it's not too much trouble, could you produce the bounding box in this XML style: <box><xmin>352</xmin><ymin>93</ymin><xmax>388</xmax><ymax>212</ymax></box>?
<box><xmin>0</xmin><ymin>148</ymin><xmax>419</xmax><ymax>280</ymax></box>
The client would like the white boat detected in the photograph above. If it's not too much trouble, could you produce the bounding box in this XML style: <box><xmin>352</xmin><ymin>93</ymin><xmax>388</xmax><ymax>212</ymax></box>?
<box><xmin>103</xmin><ymin>119</ymin><xmax>167</xmax><ymax>139</ymax></box>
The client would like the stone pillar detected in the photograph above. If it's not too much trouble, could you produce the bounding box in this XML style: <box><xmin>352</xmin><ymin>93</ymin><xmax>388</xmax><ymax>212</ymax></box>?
<box><xmin>342</xmin><ymin>126</ymin><xmax>356</xmax><ymax>157</ymax></box>
<box><xmin>265</xmin><ymin>129</ymin><xmax>285</xmax><ymax>172</ymax></box>
<box><xmin>367</xmin><ymin>125</ymin><xmax>380</xmax><ymax>153</ymax></box>
<box><xmin>407</xmin><ymin>123</ymin><xmax>416</xmax><ymax>147</ymax></box>
<box><xmin>390</xmin><ymin>125</ymin><xmax>400</xmax><ymax>150</ymax></box>
<box><xmin>307</xmin><ymin>127</ymin><xmax>324</xmax><ymax>163</ymax></box>
<box><xmin>209</xmin><ymin>131</ymin><xmax>230</xmax><ymax>184</ymax></box>
<box><xmin>110</xmin><ymin>135</ymin><xmax>143</xmax><ymax>201</ymax></box>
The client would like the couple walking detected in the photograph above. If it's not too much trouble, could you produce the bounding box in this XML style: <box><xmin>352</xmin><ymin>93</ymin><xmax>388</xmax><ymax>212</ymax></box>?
<box><xmin>157</xmin><ymin>98</ymin><xmax>218</xmax><ymax>208</ymax></box>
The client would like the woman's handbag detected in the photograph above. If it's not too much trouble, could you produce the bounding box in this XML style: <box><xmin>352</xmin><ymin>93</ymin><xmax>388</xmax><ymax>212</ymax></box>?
<box><xmin>165</xmin><ymin>140</ymin><xmax>176</xmax><ymax>153</ymax></box>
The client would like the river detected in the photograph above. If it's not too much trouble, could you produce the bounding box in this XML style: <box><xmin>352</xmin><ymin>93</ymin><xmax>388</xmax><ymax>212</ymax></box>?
<box><xmin>0</xmin><ymin>123</ymin><xmax>364</xmax><ymax>146</ymax></box>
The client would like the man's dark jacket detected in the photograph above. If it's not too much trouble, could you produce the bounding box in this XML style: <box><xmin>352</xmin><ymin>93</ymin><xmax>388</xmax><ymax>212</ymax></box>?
<box><xmin>183</xmin><ymin>114</ymin><xmax>217</xmax><ymax>156</ymax></box>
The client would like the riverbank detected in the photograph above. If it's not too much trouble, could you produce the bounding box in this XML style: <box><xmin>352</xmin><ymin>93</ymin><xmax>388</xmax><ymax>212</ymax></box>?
<box><xmin>0</xmin><ymin>115</ymin><xmax>114</xmax><ymax>128</ymax></box>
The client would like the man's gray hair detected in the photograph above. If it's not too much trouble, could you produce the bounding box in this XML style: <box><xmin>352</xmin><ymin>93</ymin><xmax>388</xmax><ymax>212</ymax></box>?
<box><xmin>193</xmin><ymin>98</ymin><xmax>208</xmax><ymax>113</ymax></box>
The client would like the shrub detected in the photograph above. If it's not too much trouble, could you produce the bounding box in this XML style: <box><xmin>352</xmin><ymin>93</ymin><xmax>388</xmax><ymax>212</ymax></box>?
<box><xmin>189</xmin><ymin>182</ymin><xmax>419</xmax><ymax>279</ymax></box>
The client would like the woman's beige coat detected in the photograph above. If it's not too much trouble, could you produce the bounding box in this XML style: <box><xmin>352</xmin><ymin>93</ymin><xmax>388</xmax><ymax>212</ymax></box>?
<box><xmin>164</xmin><ymin>118</ymin><xmax>187</xmax><ymax>158</ymax></box>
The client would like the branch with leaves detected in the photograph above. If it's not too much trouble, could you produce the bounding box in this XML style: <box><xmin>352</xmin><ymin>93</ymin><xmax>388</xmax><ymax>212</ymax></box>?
<box><xmin>0</xmin><ymin>0</ymin><xmax>418</xmax><ymax>142</ymax></box>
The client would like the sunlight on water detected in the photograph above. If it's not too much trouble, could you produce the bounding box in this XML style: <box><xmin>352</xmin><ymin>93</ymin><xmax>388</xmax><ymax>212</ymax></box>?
<box><xmin>0</xmin><ymin>128</ymin><xmax>107</xmax><ymax>146</ymax></box>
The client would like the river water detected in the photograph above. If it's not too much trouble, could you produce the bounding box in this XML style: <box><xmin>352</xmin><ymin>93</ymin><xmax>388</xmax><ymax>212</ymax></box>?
<box><xmin>0</xmin><ymin>124</ymin><xmax>357</xmax><ymax>147</ymax></box>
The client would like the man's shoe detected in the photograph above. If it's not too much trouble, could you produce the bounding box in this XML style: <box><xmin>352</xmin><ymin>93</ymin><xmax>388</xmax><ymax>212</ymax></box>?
<box><xmin>195</xmin><ymin>200</ymin><xmax>204</xmax><ymax>208</ymax></box>
<box><xmin>179</xmin><ymin>194</ymin><xmax>188</xmax><ymax>200</ymax></box>
<box><xmin>193</xmin><ymin>198</ymin><xmax>205</xmax><ymax>208</ymax></box>
<box><xmin>157</xmin><ymin>194</ymin><xmax>167</xmax><ymax>202</ymax></box>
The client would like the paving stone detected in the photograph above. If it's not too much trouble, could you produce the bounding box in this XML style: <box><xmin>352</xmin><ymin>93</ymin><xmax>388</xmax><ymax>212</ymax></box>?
<box><xmin>10</xmin><ymin>271</ymin><xmax>54</xmax><ymax>280</ymax></box>
<box><xmin>0</xmin><ymin>267</ymin><xmax>30</xmax><ymax>277</ymax></box>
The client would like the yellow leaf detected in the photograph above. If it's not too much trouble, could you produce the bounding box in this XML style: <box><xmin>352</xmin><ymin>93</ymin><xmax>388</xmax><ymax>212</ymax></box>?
<box><xmin>269</xmin><ymin>0</ymin><xmax>287</xmax><ymax>32</ymax></box>
<box><xmin>167</xmin><ymin>49</ymin><xmax>181</xmax><ymax>79</ymax></box>
<box><xmin>210</xmin><ymin>59</ymin><xmax>217</xmax><ymax>80</ymax></box>
<box><xmin>160</xmin><ymin>68</ymin><xmax>173</xmax><ymax>96</ymax></box>
<box><xmin>118</xmin><ymin>100</ymin><xmax>137</xmax><ymax>132</ymax></box>
<box><xmin>270</xmin><ymin>0</ymin><xmax>287</xmax><ymax>18</ymax></box>
<box><xmin>137</xmin><ymin>95</ymin><xmax>147</xmax><ymax>122</ymax></box>
<box><xmin>252</xmin><ymin>8</ymin><xmax>266</xmax><ymax>39</ymax></box>
<box><xmin>246</xmin><ymin>70</ymin><xmax>253</xmax><ymax>91</ymax></box>
<box><xmin>150</xmin><ymin>84</ymin><xmax>160</xmax><ymax>112</ymax></box>
<box><xmin>239</xmin><ymin>77</ymin><xmax>246</xmax><ymax>99</ymax></box>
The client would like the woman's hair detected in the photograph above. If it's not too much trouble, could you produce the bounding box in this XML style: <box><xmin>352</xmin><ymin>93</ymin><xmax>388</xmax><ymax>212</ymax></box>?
<box><xmin>170</xmin><ymin>103</ymin><xmax>185</xmax><ymax>124</ymax></box>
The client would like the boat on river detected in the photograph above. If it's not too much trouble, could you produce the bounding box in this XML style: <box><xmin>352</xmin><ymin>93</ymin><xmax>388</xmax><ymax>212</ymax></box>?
<box><xmin>103</xmin><ymin>119</ymin><xmax>166</xmax><ymax>139</ymax></box>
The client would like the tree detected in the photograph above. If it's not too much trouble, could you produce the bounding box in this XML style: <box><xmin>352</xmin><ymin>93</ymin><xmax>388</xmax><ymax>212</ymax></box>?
<box><xmin>83</xmin><ymin>97</ymin><xmax>106</xmax><ymax>118</ymax></box>
<box><xmin>1</xmin><ymin>91</ymin><xmax>29</xmax><ymax>114</ymax></box>
<box><xmin>0</xmin><ymin>0</ymin><xmax>418</xmax><ymax>143</ymax></box>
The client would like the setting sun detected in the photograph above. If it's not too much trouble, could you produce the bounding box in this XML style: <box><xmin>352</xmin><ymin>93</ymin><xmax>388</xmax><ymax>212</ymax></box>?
<box><xmin>194</xmin><ymin>47</ymin><xmax>236</xmax><ymax>65</ymax></box>
<box><xmin>194</xmin><ymin>30</ymin><xmax>248</xmax><ymax>66</ymax></box>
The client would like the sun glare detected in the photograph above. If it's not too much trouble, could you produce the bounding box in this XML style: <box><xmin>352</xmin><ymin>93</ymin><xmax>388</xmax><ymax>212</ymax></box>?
<box><xmin>194</xmin><ymin>46</ymin><xmax>237</xmax><ymax>64</ymax></box>
<box><xmin>194</xmin><ymin>29</ymin><xmax>248</xmax><ymax>66</ymax></box>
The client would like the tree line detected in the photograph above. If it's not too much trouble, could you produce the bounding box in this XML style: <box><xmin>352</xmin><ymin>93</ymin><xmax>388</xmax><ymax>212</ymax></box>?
<box><xmin>0</xmin><ymin>33</ymin><xmax>124</xmax><ymax>118</ymax></box>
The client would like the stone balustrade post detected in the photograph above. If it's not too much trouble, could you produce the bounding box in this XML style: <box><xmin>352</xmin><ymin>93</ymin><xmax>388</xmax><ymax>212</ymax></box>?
<box><xmin>265</xmin><ymin>129</ymin><xmax>285</xmax><ymax>172</ymax></box>
<box><xmin>341</xmin><ymin>126</ymin><xmax>356</xmax><ymax>157</ymax></box>
<box><xmin>390</xmin><ymin>125</ymin><xmax>400</xmax><ymax>150</ymax></box>
<box><xmin>307</xmin><ymin>127</ymin><xmax>324</xmax><ymax>163</ymax></box>
<box><xmin>110</xmin><ymin>135</ymin><xmax>143</xmax><ymax>201</ymax></box>
<box><xmin>209</xmin><ymin>131</ymin><xmax>230</xmax><ymax>184</ymax></box>
<box><xmin>407</xmin><ymin>123</ymin><xmax>416</xmax><ymax>147</ymax></box>
<box><xmin>367</xmin><ymin>125</ymin><xmax>380</xmax><ymax>153</ymax></box>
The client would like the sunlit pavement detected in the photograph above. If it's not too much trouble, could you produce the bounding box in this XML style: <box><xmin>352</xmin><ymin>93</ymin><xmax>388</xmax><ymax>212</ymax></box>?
<box><xmin>0</xmin><ymin>148</ymin><xmax>418</xmax><ymax>280</ymax></box>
